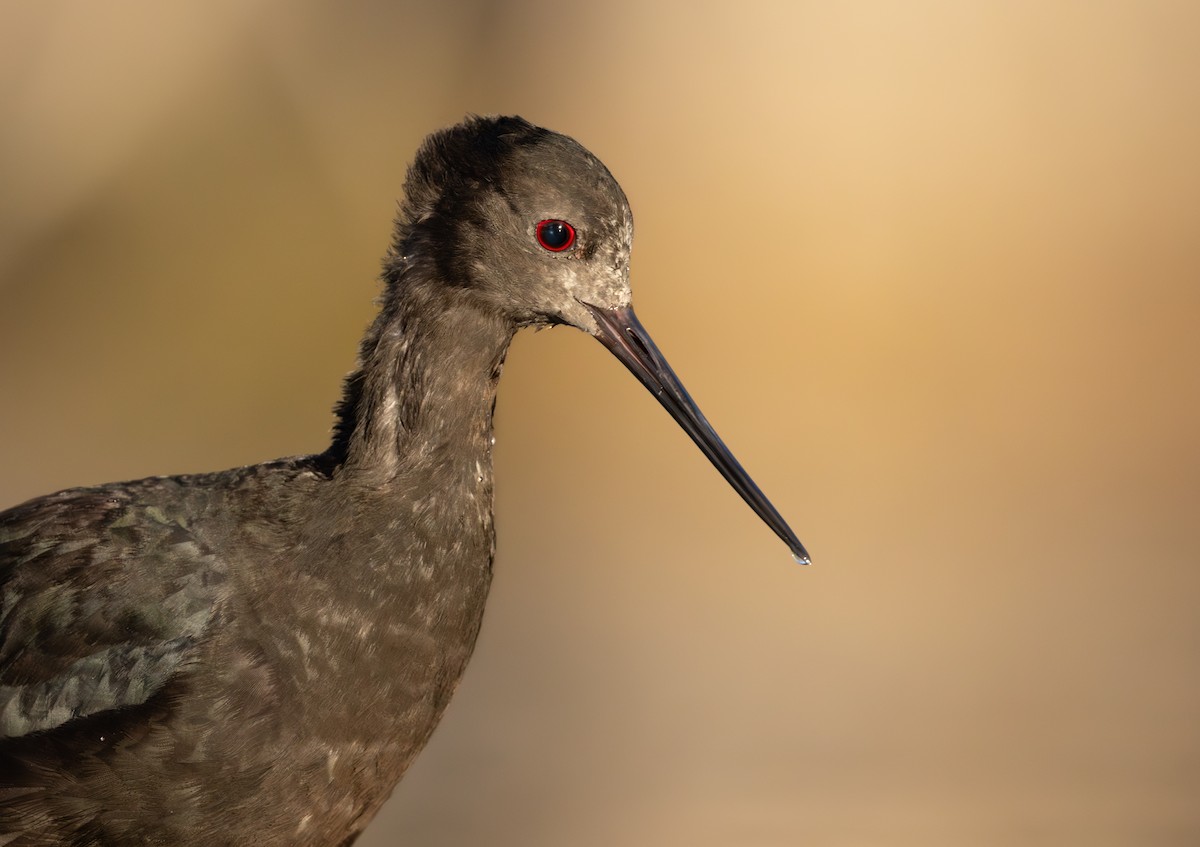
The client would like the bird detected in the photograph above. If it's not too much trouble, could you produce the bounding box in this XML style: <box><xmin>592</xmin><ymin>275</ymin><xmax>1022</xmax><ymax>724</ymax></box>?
<box><xmin>0</xmin><ymin>115</ymin><xmax>809</xmax><ymax>845</ymax></box>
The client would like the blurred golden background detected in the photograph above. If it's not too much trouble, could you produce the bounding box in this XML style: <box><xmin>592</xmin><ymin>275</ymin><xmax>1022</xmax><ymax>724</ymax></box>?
<box><xmin>2</xmin><ymin>1</ymin><xmax>1198</xmax><ymax>844</ymax></box>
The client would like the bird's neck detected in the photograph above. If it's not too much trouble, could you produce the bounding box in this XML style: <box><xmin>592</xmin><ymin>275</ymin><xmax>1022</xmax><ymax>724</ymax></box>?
<box><xmin>328</xmin><ymin>277</ymin><xmax>514</xmax><ymax>482</ymax></box>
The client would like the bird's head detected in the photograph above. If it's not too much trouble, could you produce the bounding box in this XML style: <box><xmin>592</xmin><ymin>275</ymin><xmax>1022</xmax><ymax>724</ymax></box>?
<box><xmin>390</xmin><ymin>114</ymin><xmax>632</xmax><ymax>332</ymax></box>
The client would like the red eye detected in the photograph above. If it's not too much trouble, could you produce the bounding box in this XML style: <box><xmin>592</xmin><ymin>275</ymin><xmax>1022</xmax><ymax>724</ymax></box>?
<box><xmin>535</xmin><ymin>219</ymin><xmax>576</xmax><ymax>252</ymax></box>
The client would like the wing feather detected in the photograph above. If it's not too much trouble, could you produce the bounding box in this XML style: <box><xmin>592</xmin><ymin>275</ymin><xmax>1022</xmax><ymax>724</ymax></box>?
<box><xmin>0</xmin><ymin>487</ymin><xmax>222</xmax><ymax>738</ymax></box>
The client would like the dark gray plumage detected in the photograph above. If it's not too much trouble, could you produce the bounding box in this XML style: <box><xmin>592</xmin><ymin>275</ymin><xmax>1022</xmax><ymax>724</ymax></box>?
<box><xmin>0</xmin><ymin>115</ymin><xmax>807</xmax><ymax>845</ymax></box>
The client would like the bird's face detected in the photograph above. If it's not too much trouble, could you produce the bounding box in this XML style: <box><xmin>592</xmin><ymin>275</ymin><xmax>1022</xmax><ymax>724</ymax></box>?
<box><xmin>453</xmin><ymin>134</ymin><xmax>635</xmax><ymax>333</ymax></box>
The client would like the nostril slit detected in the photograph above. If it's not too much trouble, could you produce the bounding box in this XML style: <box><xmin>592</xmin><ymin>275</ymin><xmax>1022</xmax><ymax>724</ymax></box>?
<box><xmin>626</xmin><ymin>329</ymin><xmax>652</xmax><ymax>360</ymax></box>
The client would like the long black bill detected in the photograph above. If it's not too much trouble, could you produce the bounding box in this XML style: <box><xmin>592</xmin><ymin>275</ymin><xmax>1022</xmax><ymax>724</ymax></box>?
<box><xmin>584</xmin><ymin>303</ymin><xmax>810</xmax><ymax>565</ymax></box>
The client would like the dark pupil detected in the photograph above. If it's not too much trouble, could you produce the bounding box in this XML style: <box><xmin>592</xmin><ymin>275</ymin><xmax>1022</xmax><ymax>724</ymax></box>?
<box><xmin>539</xmin><ymin>221</ymin><xmax>571</xmax><ymax>249</ymax></box>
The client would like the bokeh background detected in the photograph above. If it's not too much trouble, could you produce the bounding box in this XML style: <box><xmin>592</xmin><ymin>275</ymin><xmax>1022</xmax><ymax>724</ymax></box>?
<box><xmin>2</xmin><ymin>2</ymin><xmax>1198</xmax><ymax>844</ymax></box>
